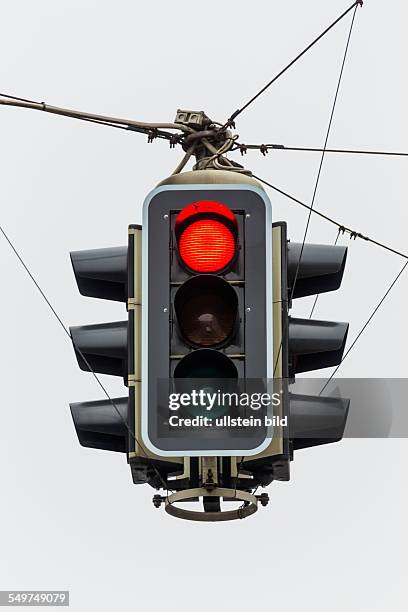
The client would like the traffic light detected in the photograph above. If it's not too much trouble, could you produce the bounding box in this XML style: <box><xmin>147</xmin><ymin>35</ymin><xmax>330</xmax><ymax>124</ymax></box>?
<box><xmin>69</xmin><ymin>241</ymin><xmax>134</xmax><ymax>454</ymax></box>
<box><xmin>141</xmin><ymin>183</ymin><xmax>274</xmax><ymax>457</ymax></box>
<box><xmin>68</xmin><ymin>170</ymin><xmax>350</xmax><ymax>519</ymax></box>
<box><xmin>286</xmin><ymin>234</ymin><xmax>350</xmax><ymax>451</ymax></box>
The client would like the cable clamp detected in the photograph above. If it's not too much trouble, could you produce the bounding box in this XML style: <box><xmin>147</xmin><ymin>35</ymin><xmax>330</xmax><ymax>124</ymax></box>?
<box><xmin>169</xmin><ymin>133</ymin><xmax>181</xmax><ymax>148</ymax></box>
<box><xmin>260</xmin><ymin>144</ymin><xmax>269</xmax><ymax>156</ymax></box>
<box><xmin>348</xmin><ymin>231</ymin><xmax>366</xmax><ymax>241</ymax></box>
<box><xmin>239</xmin><ymin>144</ymin><xmax>248</xmax><ymax>155</ymax></box>
<box><xmin>226</xmin><ymin>114</ymin><xmax>238</xmax><ymax>130</ymax></box>
<box><xmin>147</xmin><ymin>128</ymin><xmax>158</xmax><ymax>143</ymax></box>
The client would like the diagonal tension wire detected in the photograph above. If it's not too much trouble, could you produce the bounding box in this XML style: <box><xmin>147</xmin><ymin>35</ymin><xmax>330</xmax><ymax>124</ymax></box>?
<box><xmin>268</xmin><ymin>1</ymin><xmax>360</xmax><ymax>376</ymax></box>
<box><xmin>319</xmin><ymin>259</ymin><xmax>408</xmax><ymax>395</ymax></box>
<box><xmin>255</xmin><ymin>177</ymin><xmax>408</xmax><ymax>400</ymax></box>
<box><xmin>225</xmin><ymin>0</ymin><xmax>363</xmax><ymax>127</ymax></box>
<box><xmin>290</xmin><ymin>2</ymin><xmax>359</xmax><ymax>305</ymax></box>
<box><xmin>253</xmin><ymin>176</ymin><xmax>408</xmax><ymax>261</ymax></box>
<box><xmin>0</xmin><ymin>221</ymin><xmax>171</xmax><ymax>494</ymax></box>
<box><xmin>252</xmin><ymin>180</ymin><xmax>408</xmax><ymax>395</ymax></box>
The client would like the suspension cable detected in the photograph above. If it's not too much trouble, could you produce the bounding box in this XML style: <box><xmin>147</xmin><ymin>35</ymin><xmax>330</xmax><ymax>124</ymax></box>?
<box><xmin>0</xmin><ymin>220</ymin><xmax>172</xmax><ymax>493</ymax></box>
<box><xmin>0</xmin><ymin>92</ymin><xmax>191</xmax><ymax>142</ymax></box>
<box><xmin>253</xmin><ymin>175</ymin><xmax>408</xmax><ymax>261</ymax></box>
<box><xmin>224</xmin><ymin>0</ymin><xmax>363</xmax><ymax>127</ymax></box>
<box><xmin>319</xmin><ymin>259</ymin><xmax>408</xmax><ymax>395</ymax></box>
<box><xmin>235</xmin><ymin>143</ymin><xmax>408</xmax><ymax>158</ymax></box>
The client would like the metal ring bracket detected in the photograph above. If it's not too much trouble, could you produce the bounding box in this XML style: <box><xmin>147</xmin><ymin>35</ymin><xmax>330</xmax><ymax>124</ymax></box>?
<box><xmin>164</xmin><ymin>487</ymin><xmax>258</xmax><ymax>522</ymax></box>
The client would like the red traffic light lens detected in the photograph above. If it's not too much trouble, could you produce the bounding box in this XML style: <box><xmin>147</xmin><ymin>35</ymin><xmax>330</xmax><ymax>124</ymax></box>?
<box><xmin>176</xmin><ymin>201</ymin><xmax>237</xmax><ymax>273</ymax></box>
<box><xmin>179</xmin><ymin>220</ymin><xmax>235</xmax><ymax>273</ymax></box>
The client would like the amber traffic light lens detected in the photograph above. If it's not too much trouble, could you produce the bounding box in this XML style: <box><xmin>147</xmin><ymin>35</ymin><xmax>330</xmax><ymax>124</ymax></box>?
<box><xmin>175</xmin><ymin>276</ymin><xmax>238</xmax><ymax>348</ymax></box>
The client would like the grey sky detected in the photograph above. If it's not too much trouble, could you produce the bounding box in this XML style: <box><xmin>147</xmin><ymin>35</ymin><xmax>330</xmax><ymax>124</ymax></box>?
<box><xmin>0</xmin><ymin>1</ymin><xmax>407</xmax><ymax>610</ymax></box>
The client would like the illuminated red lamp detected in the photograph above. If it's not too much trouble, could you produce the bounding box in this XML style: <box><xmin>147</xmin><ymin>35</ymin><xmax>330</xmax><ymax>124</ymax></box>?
<box><xmin>175</xmin><ymin>201</ymin><xmax>237</xmax><ymax>273</ymax></box>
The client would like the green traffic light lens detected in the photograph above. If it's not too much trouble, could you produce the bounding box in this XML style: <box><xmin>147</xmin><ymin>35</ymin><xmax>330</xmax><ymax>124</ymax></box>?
<box><xmin>174</xmin><ymin>350</ymin><xmax>238</xmax><ymax>418</ymax></box>
<box><xmin>174</xmin><ymin>275</ymin><xmax>238</xmax><ymax>348</ymax></box>
<box><xmin>174</xmin><ymin>349</ymin><xmax>238</xmax><ymax>379</ymax></box>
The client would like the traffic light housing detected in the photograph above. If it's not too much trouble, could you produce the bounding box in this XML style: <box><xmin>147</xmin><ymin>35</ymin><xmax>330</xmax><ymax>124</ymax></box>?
<box><xmin>141</xmin><ymin>183</ymin><xmax>274</xmax><ymax>457</ymax></box>
<box><xmin>69</xmin><ymin>240</ymin><xmax>135</xmax><ymax>454</ymax></box>
<box><xmin>287</xmin><ymin>234</ymin><xmax>350</xmax><ymax>451</ymax></box>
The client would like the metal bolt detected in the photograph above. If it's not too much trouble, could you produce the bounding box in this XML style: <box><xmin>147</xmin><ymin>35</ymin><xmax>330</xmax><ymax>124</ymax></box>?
<box><xmin>256</xmin><ymin>493</ymin><xmax>269</xmax><ymax>507</ymax></box>
<box><xmin>163</xmin><ymin>214</ymin><xmax>169</xmax><ymax>220</ymax></box>
<box><xmin>246</xmin><ymin>213</ymin><xmax>251</xmax><ymax>219</ymax></box>
<box><xmin>152</xmin><ymin>494</ymin><xmax>165</xmax><ymax>508</ymax></box>
<box><xmin>163</xmin><ymin>307</ymin><xmax>168</xmax><ymax>313</ymax></box>
<box><xmin>246</xmin><ymin>307</ymin><xmax>251</xmax><ymax>312</ymax></box>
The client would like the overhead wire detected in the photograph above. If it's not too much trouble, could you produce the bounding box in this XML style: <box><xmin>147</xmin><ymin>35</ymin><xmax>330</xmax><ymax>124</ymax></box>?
<box><xmin>253</xmin><ymin>175</ymin><xmax>408</xmax><ymax>261</ymax></box>
<box><xmin>234</xmin><ymin>143</ymin><xmax>408</xmax><ymax>158</ymax></box>
<box><xmin>289</xmin><ymin>1</ymin><xmax>359</xmax><ymax>304</ymax></box>
<box><xmin>319</xmin><ymin>259</ymin><xmax>408</xmax><ymax>395</ymax></box>
<box><xmin>224</xmin><ymin>0</ymin><xmax>363</xmax><ymax>127</ymax></box>
<box><xmin>268</xmin><ymin>1</ymin><xmax>360</xmax><ymax>376</ymax></box>
<box><xmin>0</xmin><ymin>92</ymin><xmax>192</xmax><ymax>142</ymax></box>
<box><xmin>252</xmin><ymin>175</ymin><xmax>408</xmax><ymax>395</ymax></box>
<box><xmin>0</xmin><ymin>221</ymin><xmax>172</xmax><ymax>494</ymax></box>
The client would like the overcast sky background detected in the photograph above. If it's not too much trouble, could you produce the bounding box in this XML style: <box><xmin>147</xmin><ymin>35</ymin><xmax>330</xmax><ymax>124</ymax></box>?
<box><xmin>0</xmin><ymin>1</ymin><xmax>407</xmax><ymax>610</ymax></box>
